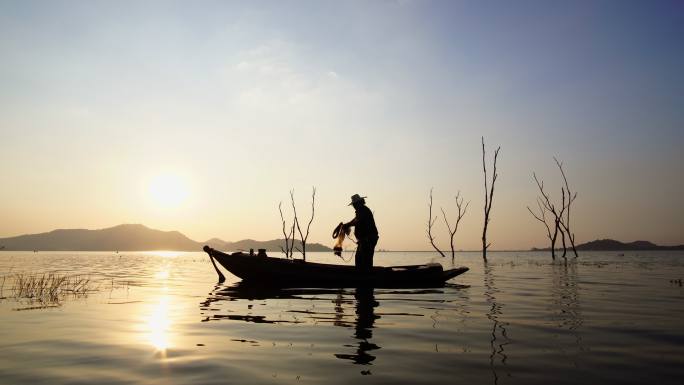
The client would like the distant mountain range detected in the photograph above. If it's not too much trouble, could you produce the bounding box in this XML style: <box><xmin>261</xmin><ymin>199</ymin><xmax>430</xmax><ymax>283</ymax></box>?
<box><xmin>3</xmin><ymin>226</ymin><xmax>680</xmax><ymax>253</ymax></box>
<box><xmin>0</xmin><ymin>224</ymin><xmax>332</xmax><ymax>252</ymax></box>
<box><xmin>533</xmin><ymin>239</ymin><xmax>684</xmax><ymax>251</ymax></box>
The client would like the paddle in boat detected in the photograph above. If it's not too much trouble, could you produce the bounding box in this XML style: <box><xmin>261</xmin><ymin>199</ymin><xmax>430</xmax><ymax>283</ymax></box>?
<box><xmin>203</xmin><ymin>246</ymin><xmax>468</xmax><ymax>288</ymax></box>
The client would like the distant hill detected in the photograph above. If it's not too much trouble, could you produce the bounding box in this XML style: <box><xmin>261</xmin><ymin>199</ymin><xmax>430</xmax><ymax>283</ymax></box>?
<box><xmin>534</xmin><ymin>238</ymin><xmax>684</xmax><ymax>251</ymax></box>
<box><xmin>0</xmin><ymin>224</ymin><xmax>199</xmax><ymax>251</ymax></box>
<box><xmin>0</xmin><ymin>224</ymin><xmax>332</xmax><ymax>252</ymax></box>
<box><xmin>576</xmin><ymin>239</ymin><xmax>684</xmax><ymax>251</ymax></box>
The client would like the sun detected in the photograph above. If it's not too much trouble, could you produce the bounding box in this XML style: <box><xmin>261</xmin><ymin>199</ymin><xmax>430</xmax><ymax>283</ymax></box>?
<box><xmin>148</xmin><ymin>174</ymin><xmax>189</xmax><ymax>208</ymax></box>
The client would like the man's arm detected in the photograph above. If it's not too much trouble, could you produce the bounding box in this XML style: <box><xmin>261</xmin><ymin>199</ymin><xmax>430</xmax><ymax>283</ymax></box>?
<box><xmin>343</xmin><ymin>217</ymin><xmax>357</xmax><ymax>230</ymax></box>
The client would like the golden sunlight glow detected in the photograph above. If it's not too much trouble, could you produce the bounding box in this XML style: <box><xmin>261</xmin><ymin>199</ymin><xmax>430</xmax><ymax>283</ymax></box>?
<box><xmin>154</xmin><ymin>270</ymin><xmax>170</xmax><ymax>280</ymax></box>
<box><xmin>143</xmin><ymin>251</ymin><xmax>183</xmax><ymax>258</ymax></box>
<box><xmin>147</xmin><ymin>174</ymin><xmax>188</xmax><ymax>208</ymax></box>
<box><xmin>146</xmin><ymin>296</ymin><xmax>172</xmax><ymax>351</ymax></box>
<box><xmin>143</xmin><ymin>267</ymin><xmax>174</xmax><ymax>353</ymax></box>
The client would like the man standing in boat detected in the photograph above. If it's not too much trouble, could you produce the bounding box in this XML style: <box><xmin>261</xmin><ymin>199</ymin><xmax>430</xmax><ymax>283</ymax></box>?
<box><xmin>343</xmin><ymin>194</ymin><xmax>379</xmax><ymax>271</ymax></box>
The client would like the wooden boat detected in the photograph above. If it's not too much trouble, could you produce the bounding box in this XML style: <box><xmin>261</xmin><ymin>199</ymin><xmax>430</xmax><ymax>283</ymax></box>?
<box><xmin>203</xmin><ymin>246</ymin><xmax>468</xmax><ymax>288</ymax></box>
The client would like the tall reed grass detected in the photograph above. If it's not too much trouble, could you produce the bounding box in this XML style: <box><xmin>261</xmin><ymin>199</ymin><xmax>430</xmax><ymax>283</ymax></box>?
<box><xmin>7</xmin><ymin>273</ymin><xmax>91</xmax><ymax>302</ymax></box>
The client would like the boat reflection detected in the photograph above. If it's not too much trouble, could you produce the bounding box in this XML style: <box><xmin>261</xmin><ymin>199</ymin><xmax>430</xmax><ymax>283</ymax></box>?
<box><xmin>200</xmin><ymin>283</ymin><xmax>456</xmax><ymax>368</ymax></box>
<box><xmin>200</xmin><ymin>284</ymin><xmax>347</xmax><ymax>324</ymax></box>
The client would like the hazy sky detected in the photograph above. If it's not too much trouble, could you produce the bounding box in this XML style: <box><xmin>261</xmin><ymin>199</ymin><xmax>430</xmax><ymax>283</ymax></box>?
<box><xmin>1</xmin><ymin>0</ymin><xmax>682</xmax><ymax>250</ymax></box>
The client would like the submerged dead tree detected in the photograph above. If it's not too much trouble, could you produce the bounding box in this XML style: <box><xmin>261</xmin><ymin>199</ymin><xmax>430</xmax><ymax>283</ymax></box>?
<box><xmin>441</xmin><ymin>191</ymin><xmax>469</xmax><ymax>260</ymax></box>
<box><xmin>427</xmin><ymin>188</ymin><xmax>469</xmax><ymax>259</ymax></box>
<box><xmin>528</xmin><ymin>174</ymin><xmax>567</xmax><ymax>261</ymax></box>
<box><xmin>529</xmin><ymin>157</ymin><xmax>579</xmax><ymax>262</ymax></box>
<box><xmin>290</xmin><ymin>187</ymin><xmax>316</xmax><ymax>262</ymax></box>
<box><xmin>527</xmin><ymin>198</ymin><xmax>556</xmax><ymax>260</ymax></box>
<box><xmin>481</xmin><ymin>137</ymin><xmax>501</xmax><ymax>262</ymax></box>
<box><xmin>555</xmin><ymin>158</ymin><xmax>579</xmax><ymax>259</ymax></box>
<box><xmin>427</xmin><ymin>188</ymin><xmax>447</xmax><ymax>258</ymax></box>
<box><xmin>278</xmin><ymin>200</ymin><xmax>296</xmax><ymax>259</ymax></box>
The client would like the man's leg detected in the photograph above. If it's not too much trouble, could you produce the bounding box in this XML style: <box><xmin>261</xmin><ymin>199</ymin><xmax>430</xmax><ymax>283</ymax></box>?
<box><xmin>355</xmin><ymin>242</ymin><xmax>372</xmax><ymax>271</ymax></box>
<box><xmin>365</xmin><ymin>241</ymin><xmax>376</xmax><ymax>270</ymax></box>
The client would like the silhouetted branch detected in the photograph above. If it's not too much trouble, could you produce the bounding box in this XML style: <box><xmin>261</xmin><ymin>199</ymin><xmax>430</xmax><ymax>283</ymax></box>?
<box><xmin>291</xmin><ymin>187</ymin><xmax>316</xmax><ymax>261</ymax></box>
<box><xmin>533</xmin><ymin>173</ymin><xmax>553</xmax><ymax>212</ymax></box>
<box><xmin>278</xmin><ymin>201</ymin><xmax>295</xmax><ymax>259</ymax></box>
<box><xmin>559</xmin><ymin>188</ymin><xmax>568</xmax><ymax>261</ymax></box>
<box><xmin>482</xmin><ymin>137</ymin><xmax>500</xmax><ymax>262</ymax></box>
<box><xmin>527</xmin><ymin>198</ymin><xmax>557</xmax><ymax>260</ymax></box>
<box><xmin>427</xmin><ymin>188</ymin><xmax>447</xmax><ymax>258</ymax></box>
<box><xmin>306</xmin><ymin>187</ymin><xmax>316</xmax><ymax>247</ymax></box>
<box><xmin>554</xmin><ymin>157</ymin><xmax>579</xmax><ymax>259</ymax></box>
<box><xmin>530</xmin><ymin>172</ymin><xmax>567</xmax><ymax>261</ymax></box>
<box><xmin>441</xmin><ymin>191</ymin><xmax>469</xmax><ymax>260</ymax></box>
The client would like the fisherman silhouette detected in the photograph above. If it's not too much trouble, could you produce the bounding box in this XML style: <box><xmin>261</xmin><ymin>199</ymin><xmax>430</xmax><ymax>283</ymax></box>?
<box><xmin>343</xmin><ymin>194</ymin><xmax>379</xmax><ymax>271</ymax></box>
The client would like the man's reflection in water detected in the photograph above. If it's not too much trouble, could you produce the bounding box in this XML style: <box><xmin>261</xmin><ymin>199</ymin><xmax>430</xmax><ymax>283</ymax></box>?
<box><xmin>334</xmin><ymin>287</ymin><xmax>380</xmax><ymax>365</ymax></box>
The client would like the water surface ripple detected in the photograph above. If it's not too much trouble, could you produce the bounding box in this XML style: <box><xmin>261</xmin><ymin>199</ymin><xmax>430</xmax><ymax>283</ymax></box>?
<box><xmin>1</xmin><ymin>251</ymin><xmax>683</xmax><ymax>384</ymax></box>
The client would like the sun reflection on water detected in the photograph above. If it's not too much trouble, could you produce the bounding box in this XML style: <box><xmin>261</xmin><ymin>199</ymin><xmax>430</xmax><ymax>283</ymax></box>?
<box><xmin>142</xmin><ymin>251</ymin><xmax>183</xmax><ymax>258</ymax></box>
<box><xmin>154</xmin><ymin>270</ymin><xmax>170</xmax><ymax>280</ymax></box>
<box><xmin>147</xmin><ymin>295</ymin><xmax>172</xmax><ymax>352</ymax></box>
<box><xmin>144</xmin><ymin>268</ymin><xmax>174</xmax><ymax>354</ymax></box>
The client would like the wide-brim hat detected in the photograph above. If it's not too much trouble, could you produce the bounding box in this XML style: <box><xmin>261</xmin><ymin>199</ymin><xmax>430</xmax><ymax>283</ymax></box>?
<box><xmin>348</xmin><ymin>194</ymin><xmax>367</xmax><ymax>206</ymax></box>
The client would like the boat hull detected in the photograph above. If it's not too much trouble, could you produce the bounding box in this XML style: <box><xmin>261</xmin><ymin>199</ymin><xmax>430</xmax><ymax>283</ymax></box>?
<box><xmin>204</xmin><ymin>246</ymin><xmax>468</xmax><ymax>288</ymax></box>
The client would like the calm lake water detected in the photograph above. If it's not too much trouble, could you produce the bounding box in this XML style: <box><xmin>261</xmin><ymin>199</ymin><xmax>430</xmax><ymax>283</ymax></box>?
<box><xmin>1</xmin><ymin>250</ymin><xmax>683</xmax><ymax>384</ymax></box>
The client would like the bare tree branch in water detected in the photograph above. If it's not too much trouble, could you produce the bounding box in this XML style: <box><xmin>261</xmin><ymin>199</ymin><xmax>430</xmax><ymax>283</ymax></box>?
<box><xmin>427</xmin><ymin>188</ymin><xmax>447</xmax><ymax>258</ymax></box>
<box><xmin>291</xmin><ymin>187</ymin><xmax>316</xmax><ymax>262</ymax></box>
<box><xmin>482</xmin><ymin>137</ymin><xmax>501</xmax><ymax>262</ymax></box>
<box><xmin>559</xmin><ymin>188</ymin><xmax>568</xmax><ymax>260</ymax></box>
<box><xmin>554</xmin><ymin>157</ymin><xmax>579</xmax><ymax>259</ymax></box>
<box><xmin>530</xmin><ymin>173</ymin><xmax>568</xmax><ymax>261</ymax></box>
<box><xmin>441</xmin><ymin>191</ymin><xmax>470</xmax><ymax>260</ymax></box>
<box><xmin>527</xmin><ymin>197</ymin><xmax>558</xmax><ymax>260</ymax></box>
<box><xmin>278</xmin><ymin>201</ymin><xmax>295</xmax><ymax>259</ymax></box>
